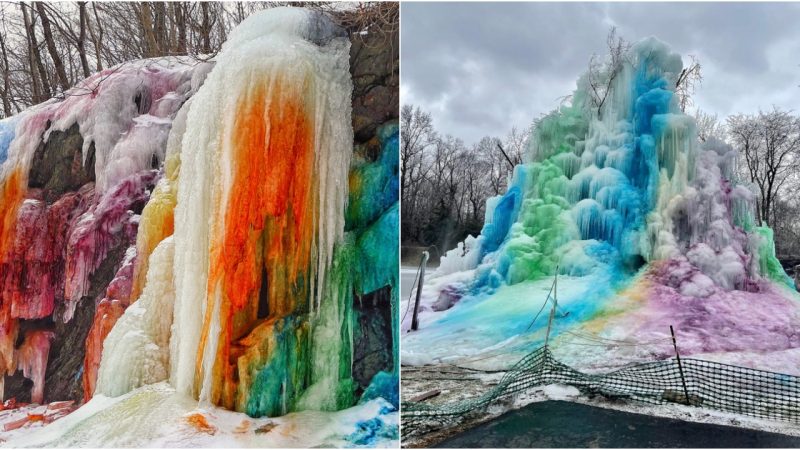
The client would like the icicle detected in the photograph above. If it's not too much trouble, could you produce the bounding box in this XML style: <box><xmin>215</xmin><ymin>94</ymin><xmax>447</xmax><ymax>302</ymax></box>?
<box><xmin>95</xmin><ymin>237</ymin><xmax>175</xmax><ymax>397</ymax></box>
<box><xmin>437</xmin><ymin>36</ymin><xmax>794</xmax><ymax>307</ymax></box>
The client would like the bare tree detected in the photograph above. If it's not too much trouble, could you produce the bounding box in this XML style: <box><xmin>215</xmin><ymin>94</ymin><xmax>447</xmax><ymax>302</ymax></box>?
<box><xmin>0</xmin><ymin>2</ymin><xmax>394</xmax><ymax>119</ymax></box>
<box><xmin>87</xmin><ymin>2</ymin><xmax>103</xmax><ymax>71</ymax></box>
<box><xmin>675</xmin><ymin>55</ymin><xmax>702</xmax><ymax>112</ymax></box>
<box><xmin>175</xmin><ymin>2</ymin><xmax>187</xmax><ymax>54</ymax></box>
<box><xmin>34</xmin><ymin>2</ymin><xmax>69</xmax><ymax>92</ymax></box>
<box><xmin>75</xmin><ymin>2</ymin><xmax>90</xmax><ymax>77</ymax></box>
<box><xmin>0</xmin><ymin>2</ymin><xmax>296</xmax><ymax>115</ymax></box>
<box><xmin>587</xmin><ymin>27</ymin><xmax>630</xmax><ymax>118</ymax></box>
<box><xmin>21</xmin><ymin>3</ymin><xmax>51</xmax><ymax>103</ymax></box>
<box><xmin>400</xmin><ymin>104</ymin><xmax>437</xmax><ymax>241</ymax></box>
<box><xmin>729</xmin><ymin>108</ymin><xmax>800</xmax><ymax>226</ymax></box>
<box><xmin>502</xmin><ymin>126</ymin><xmax>526</xmax><ymax>166</ymax></box>
<box><xmin>400</xmin><ymin>104</ymin><xmax>529</xmax><ymax>248</ymax></box>
<box><xmin>199</xmin><ymin>2</ymin><xmax>213</xmax><ymax>54</ymax></box>
<box><xmin>473</xmin><ymin>137</ymin><xmax>505</xmax><ymax>196</ymax></box>
<box><xmin>0</xmin><ymin>8</ymin><xmax>13</xmax><ymax>116</ymax></box>
<box><xmin>694</xmin><ymin>109</ymin><xmax>724</xmax><ymax>143</ymax></box>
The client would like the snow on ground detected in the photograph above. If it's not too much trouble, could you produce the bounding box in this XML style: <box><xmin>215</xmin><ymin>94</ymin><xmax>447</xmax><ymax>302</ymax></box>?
<box><xmin>685</xmin><ymin>347</ymin><xmax>800</xmax><ymax>375</ymax></box>
<box><xmin>404</xmin><ymin>268</ymin><xmax>800</xmax><ymax>377</ymax></box>
<box><xmin>402</xmin><ymin>271</ymin><xmax>800</xmax><ymax>445</ymax></box>
<box><xmin>1</xmin><ymin>383</ymin><xmax>398</xmax><ymax>448</ymax></box>
<box><xmin>402</xmin><ymin>373</ymin><xmax>800</xmax><ymax>448</ymax></box>
<box><xmin>401</xmin><ymin>273</ymin><xmax>600</xmax><ymax>368</ymax></box>
<box><xmin>525</xmin><ymin>385</ymin><xmax>800</xmax><ymax>438</ymax></box>
<box><xmin>509</xmin><ymin>384</ymin><xmax>800</xmax><ymax>439</ymax></box>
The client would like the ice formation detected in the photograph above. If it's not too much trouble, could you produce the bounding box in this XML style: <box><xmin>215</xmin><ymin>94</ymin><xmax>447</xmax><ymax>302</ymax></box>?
<box><xmin>404</xmin><ymin>38</ymin><xmax>800</xmax><ymax>373</ymax></box>
<box><xmin>0</xmin><ymin>52</ymin><xmax>198</xmax><ymax>405</ymax></box>
<box><xmin>0</xmin><ymin>6</ymin><xmax>397</xmax><ymax>445</ymax></box>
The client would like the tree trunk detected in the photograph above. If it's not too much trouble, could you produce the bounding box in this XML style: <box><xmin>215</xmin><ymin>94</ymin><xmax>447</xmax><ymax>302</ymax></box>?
<box><xmin>138</xmin><ymin>3</ymin><xmax>158</xmax><ymax>58</ymax></box>
<box><xmin>153</xmin><ymin>2</ymin><xmax>167</xmax><ymax>54</ymax></box>
<box><xmin>21</xmin><ymin>3</ymin><xmax>47</xmax><ymax>102</ymax></box>
<box><xmin>200</xmin><ymin>2</ymin><xmax>212</xmax><ymax>54</ymax></box>
<box><xmin>166</xmin><ymin>2</ymin><xmax>177</xmax><ymax>53</ymax></box>
<box><xmin>0</xmin><ymin>31</ymin><xmax>12</xmax><ymax>117</ymax></box>
<box><xmin>216</xmin><ymin>4</ymin><xmax>226</xmax><ymax>44</ymax></box>
<box><xmin>176</xmin><ymin>3</ymin><xmax>187</xmax><ymax>54</ymax></box>
<box><xmin>236</xmin><ymin>3</ymin><xmax>245</xmax><ymax>23</ymax></box>
<box><xmin>88</xmin><ymin>3</ymin><xmax>103</xmax><ymax>71</ymax></box>
<box><xmin>35</xmin><ymin>2</ymin><xmax>70</xmax><ymax>92</ymax></box>
<box><xmin>76</xmin><ymin>2</ymin><xmax>91</xmax><ymax>78</ymax></box>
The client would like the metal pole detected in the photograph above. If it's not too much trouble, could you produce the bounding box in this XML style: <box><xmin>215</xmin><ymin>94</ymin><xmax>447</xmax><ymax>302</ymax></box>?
<box><xmin>554</xmin><ymin>267</ymin><xmax>558</xmax><ymax>310</ymax></box>
<box><xmin>410</xmin><ymin>251</ymin><xmax>429</xmax><ymax>331</ymax></box>
<box><xmin>544</xmin><ymin>303</ymin><xmax>555</xmax><ymax>349</ymax></box>
<box><xmin>670</xmin><ymin>325</ymin><xmax>691</xmax><ymax>405</ymax></box>
<box><xmin>544</xmin><ymin>267</ymin><xmax>558</xmax><ymax>348</ymax></box>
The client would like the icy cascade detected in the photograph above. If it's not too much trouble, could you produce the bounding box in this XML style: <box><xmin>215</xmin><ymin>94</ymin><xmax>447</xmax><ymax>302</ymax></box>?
<box><xmin>0</xmin><ymin>57</ymin><xmax>200</xmax><ymax>404</ymax></box>
<box><xmin>170</xmin><ymin>6</ymin><xmax>351</xmax><ymax>413</ymax></box>
<box><xmin>95</xmin><ymin>7</ymin><xmax>398</xmax><ymax>419</ymax></box>
<box><xmin>422</xmin><ymin>38</ymin><xmax>799</xmax><ymax>368</ymax></box>
<box><xmin>441</xmin><ymin>38</ymin><xmax>782</xmax><ymax>292</ymax></box>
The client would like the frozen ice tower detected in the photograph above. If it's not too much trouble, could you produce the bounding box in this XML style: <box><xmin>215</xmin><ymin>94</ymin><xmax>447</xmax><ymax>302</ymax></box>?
<box><xmin>404</xmin><ymin>38</ymin><xmax>800</xmax><ymax>374</ymax></box>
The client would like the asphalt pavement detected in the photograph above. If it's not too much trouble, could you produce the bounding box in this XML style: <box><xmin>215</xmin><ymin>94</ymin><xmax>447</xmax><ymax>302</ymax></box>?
<box><xmin>435</xmin><ymin>401</ymin><xmax>800</xmax><ymax>448</ymax></box>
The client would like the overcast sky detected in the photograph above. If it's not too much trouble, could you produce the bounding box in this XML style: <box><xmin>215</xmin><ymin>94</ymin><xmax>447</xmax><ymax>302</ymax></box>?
<box><xmin>401</xmin><ymin>2</ymin><xmax>800</xmax><ymax>146</ymax></box>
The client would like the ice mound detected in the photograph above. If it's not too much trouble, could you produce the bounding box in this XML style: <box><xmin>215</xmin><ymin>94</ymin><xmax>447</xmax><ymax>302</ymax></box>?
<box><xmin>403</xmin><ymin>38</ymin><xmax>800</xmax><ymax>373</ymax></box>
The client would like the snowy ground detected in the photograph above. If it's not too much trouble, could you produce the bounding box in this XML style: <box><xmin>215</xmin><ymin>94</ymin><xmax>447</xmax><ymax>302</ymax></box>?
<box><xmin>402</xmin><ymin>267</ymin><xmax>800</xmax><ymax>375</ymax></box>
<box><xmin>401</xmin><ymin>368</ymin><xmax>800</xmax><ymax>448</ymax></box>
<box><xmin>401</xmin><ymin>272</ymin><xmax>602</xmax><ymax>369</ymax></box>
<box><xmin>0</xmin><ymin>383</ymin><xmax>398</xmax><ymax>448</ymax></box>
<box><xmin>402</xmin><ymin>269</ymin><xmax>800</xmax><ymax>446</ymax></box>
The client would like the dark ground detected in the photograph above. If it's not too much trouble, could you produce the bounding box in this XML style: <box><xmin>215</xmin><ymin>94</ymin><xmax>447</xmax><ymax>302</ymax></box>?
<box><xmin>434</xmin><ymin>400</ymin><xmax>800</xmax><ymax>448</ymax></box>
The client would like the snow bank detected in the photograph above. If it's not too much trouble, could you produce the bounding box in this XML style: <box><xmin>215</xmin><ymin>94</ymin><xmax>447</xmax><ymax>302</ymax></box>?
<box><xmin>3</xmin><ymin>383</ymin><xmax>398</xmax><ymax>448</ymax></box>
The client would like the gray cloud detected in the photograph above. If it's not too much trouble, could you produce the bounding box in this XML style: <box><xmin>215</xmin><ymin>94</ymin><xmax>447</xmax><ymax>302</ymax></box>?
<box><xmin>401</xmin><ymin>2</ymin><xmax>800</xmax><ymax>145</ymax></box>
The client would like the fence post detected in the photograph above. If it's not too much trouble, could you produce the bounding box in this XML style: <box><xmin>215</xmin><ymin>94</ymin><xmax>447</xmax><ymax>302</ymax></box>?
<box><xmin>670</xmin><ymin>325</ymin><xmax>691</xmax><ymax>405</ymax></box>
<box><xmin>410</xmin><ymin>251</ymin><xmax>429</xmax><ymax>331</ymax></box>
<box><xmin>544</xmin><ymin>267</ymin><xmax>558</xmax><ymax>349</ymax></box>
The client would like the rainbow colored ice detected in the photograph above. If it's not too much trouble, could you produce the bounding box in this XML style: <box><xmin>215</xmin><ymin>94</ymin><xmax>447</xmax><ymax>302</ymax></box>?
<box><xmin>92</xmin><ymin>8</ymin><xmax>399</xmax><ymax>420</ymax></box>
<box><xmin>404</xmin><ymin>38</ymin><xmax>800</xmax><ymax>374</ymax></box>
<box><xmin>0</xmin><ymin>7</ymin><xmax>398</xmax><ymax>434</ymax></box>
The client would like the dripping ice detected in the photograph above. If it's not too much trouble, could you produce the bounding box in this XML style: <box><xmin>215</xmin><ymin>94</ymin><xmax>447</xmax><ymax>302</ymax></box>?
<box><xmin>0</xmin><ymin>6</ymin><xmax>398</xmax><ymax>447</ymax></box>
<box><xmin>405</xmin><ymin>37</ymin><xmax>800</xmax><ymax>374</ymax></box>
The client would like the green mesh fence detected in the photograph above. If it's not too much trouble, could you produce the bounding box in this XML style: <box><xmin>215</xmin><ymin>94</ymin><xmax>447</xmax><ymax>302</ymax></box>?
<box><xmin>401</xmin><ymin>346</ymin><xmax>800</xmax><ymax>437</ymax></box>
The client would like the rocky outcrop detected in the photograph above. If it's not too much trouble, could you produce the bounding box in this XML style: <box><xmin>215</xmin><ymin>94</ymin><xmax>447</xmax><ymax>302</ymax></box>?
<box><xmin>346</xmin><ymin>20</ymin><xmax>399</xmax><ymax>405</ymax></box>
<box><xmin>43</xmin><ymin>244</ymin><xmax>128</xmax><ymax>403</ymax></box>
<box><xmin>0</xmin><ymin>61</ymin><xmax>191</xmax><ymax>405</ymax></box>
<box><xmin>28</xmin><ymin>123</ymin><xmax>95</xmax><ymax>204</ymax></box>
<box><xmin>349</xmin><ymin>19</ymin><xmax>399</xmax><ymax>151</ymax></box>
<box><xmin>352</xmin><ymin>285</ymin><xmax>393</xmax><ymax>393</ymax></box>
